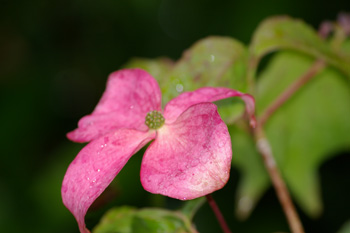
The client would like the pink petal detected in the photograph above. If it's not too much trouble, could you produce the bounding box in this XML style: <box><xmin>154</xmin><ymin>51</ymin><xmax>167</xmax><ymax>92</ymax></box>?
<box><xmin>62</xmin><ymin>129</ymin><xmax>155</xmax><ymax>233</ymax></box>
<box><xmin>67</xmin><ymin>69</ymin><xmax>162</xmax><ymax>142</ymax></box>
<box><xmin>140</xmin><ymin>103</ymin><xmax>231</xmax><ymax>200</ymax></box>
<box><xmin>163</xmin><ymin>87</ymin><xmax>256</xmax><ymax>127</ymax></box>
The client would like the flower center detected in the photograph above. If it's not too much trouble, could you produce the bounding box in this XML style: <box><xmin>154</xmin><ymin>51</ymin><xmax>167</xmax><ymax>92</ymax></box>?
<box><xmin>145</xmin><ymin>110</ymin><xmax>165</xmax><ymax>130</ymax></box>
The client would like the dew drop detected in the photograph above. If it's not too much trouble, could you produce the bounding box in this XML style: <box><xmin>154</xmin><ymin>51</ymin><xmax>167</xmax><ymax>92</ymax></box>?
<box><xmin>176</xmin><ymin>84</ymin><xmax>183</xmax><ymax>93</ymax></box>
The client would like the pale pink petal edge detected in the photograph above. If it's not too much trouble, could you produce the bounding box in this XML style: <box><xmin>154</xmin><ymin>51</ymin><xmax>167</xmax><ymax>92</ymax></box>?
<box><xmin>163</xmin><ymin>87</ymin><xmax>256</xmax><ymax>127</ymax></box>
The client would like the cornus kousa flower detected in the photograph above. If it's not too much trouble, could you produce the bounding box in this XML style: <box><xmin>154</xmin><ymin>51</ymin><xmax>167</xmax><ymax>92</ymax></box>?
<box><xmin>62</xmin><ymin>68</ymin><xmax>256</xmax><ymax>233</ymax></box>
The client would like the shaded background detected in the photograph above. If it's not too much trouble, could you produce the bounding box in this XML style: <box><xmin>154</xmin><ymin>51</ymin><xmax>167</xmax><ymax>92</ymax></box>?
<box><xmin>1</xmin><ymin>0</ymin><xmax>349</xmax><ymax>232</ymax></box>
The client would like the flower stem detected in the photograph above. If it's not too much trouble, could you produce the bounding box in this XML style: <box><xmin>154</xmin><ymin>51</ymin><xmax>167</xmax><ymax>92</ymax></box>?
<box><xmin>206</xmin><ymin>194</ymin><xmax>232</xmax><ymax>233</ymax></box>
<box><xmin>255</xmin><ymin>59</ymin><xmax>325</xmax><ymax>232</ymax></box>
<box><xmin>259</xmin><ymin>59</ymin><xmax>326</xmax><ymax>126</ymax></box>
<box><xmin>254</xmin><ymin>55</ymin><xmax>325</xmax><ymax>233</ymax></box>
<box><xmin>254</xmin><ymin>125</ymin><xmax>305</xmax><ymax>233</ymax></box>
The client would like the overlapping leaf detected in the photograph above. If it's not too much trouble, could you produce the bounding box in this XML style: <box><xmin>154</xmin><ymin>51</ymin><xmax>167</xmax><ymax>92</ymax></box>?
<box><xmin>229</xmin><ymin>123</ymin><xmax>270</xmax><ymax>219</ymax></box>
<box><xmin>93</xmin><ymin>206</ymin><xmax>198</xmax><ymax>233</ymax></box>
<box><xmin>250</xmin><ymin>16</ymin><xmax>350</xmax><ymax>76</ymax></box>
<box><xmin>125</xmin><ymin>36</ymin><xmax>249</xmax><ymax>123</ymax></box>
<box><xmin>256</xmin><ymin>51</ymin><xmax>350</xmax><ymax>216</ymax></box>
<box><xmin>123</xmin><ymin>17</ymin><xmax>350</xmax><ymax>222</ymax></box>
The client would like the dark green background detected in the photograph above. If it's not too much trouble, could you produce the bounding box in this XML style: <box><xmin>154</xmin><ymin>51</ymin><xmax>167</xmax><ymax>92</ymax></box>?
<box><xmin>1</xmin><ymin>0</ymin><xmax>349</xmax><ymax>232</ymax></box>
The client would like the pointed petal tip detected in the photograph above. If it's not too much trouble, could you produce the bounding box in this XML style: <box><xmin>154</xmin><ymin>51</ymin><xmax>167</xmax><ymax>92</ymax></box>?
<box><xmin>250</xmin><ymin>115</ymin><xmax>257</xmax><ymax>128</ymax></box>
<box><xmin>66</xmin><ymin>130</ymin><xmax>79</xmax><ymax>142</ymax></box>
<box><xmin>164</xmin><ymin>87</ymin><xmax>256</xmax><ymax>127</ymax></box>
<box><xmin>62</xmin><ymin>129</ymin><xmax>155</xmax><ymax>233</ymax></box>
<box><xmin>66</xmin><ymin>129</ymin><xmax>90</xmax><ymax>143</ymax></box>
<box><xmin>240</xmin><ymin>93</ymin><xmax>256</xmax><ymax>128</ymax></box>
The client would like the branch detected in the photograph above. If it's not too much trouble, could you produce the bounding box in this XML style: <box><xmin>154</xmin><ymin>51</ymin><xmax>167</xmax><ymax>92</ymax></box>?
<box><xmin>254</xmin><ymin>126</ymin><xmax>305</xmax><ymax>233</ymax></box>
<box><xmin>259</xmin><ymin>59</ymin><xmax>325</xmax><ymax>126</ymax></box>
<box><xmin>253</xmin><ymin>59</ymin><xmax>324</xmax><ymax>233</ymax></box>
<box><xmin>255</xmin><ymin>59</ymin><xmax>325</xmax><ymax>231</ymax></box>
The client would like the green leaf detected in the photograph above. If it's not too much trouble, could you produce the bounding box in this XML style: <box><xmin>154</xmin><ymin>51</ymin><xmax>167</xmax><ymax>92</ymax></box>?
<box><xmin>256</xmin><ymin>51</ymin><xmax>350</xmax><ymax>217</ymax></box>
<box><xmin>93</xmin><ymin>206</ymin><xmax>197</xmax><ymax>233</ymax></box>
<box><xmin>93</xmin><ymin>206</ymin><xmax>137</xmax><ymax>233</ymax></box>
<box><xmin>123</xmin><ymin>57</ymin><xmax>174</xmax><ymax>85</ymax></box>
<box><xmin>133</xmin><ymin>208</ymin><xmax>194</xmax><ymax>233</ymax></box>
<box><xmin>342</xmin><ymin>39</ymin><xmax>350</xmax><ymax>55</ymax></box>
<box><xmin>167</xmin><ymin>36</ymin><xmax>248</xmax><ymax>101</ymax></box>
<box><xmin>338</xmin><ymin>220</ymin><xmax>350</xmax><ymax>233</ymax></box>
<box><xmin>124</xmin><ymin>36</ymin><xmax>249</xmax><ymax>123</ymax></box>
<box><xmin>229</xmin><ymin>123</ymin><xmax>270</xmax><ymax>220</ymax></box>
<box><xmin>124</xmin><ymin>37</ymin><xmax>248</xmax><ymax>104</ymax></box>
<box><xmin>250</xmin><ymin>16</ymin><xmax>350</xmax><ymax>76</ymax></box>
<box><xmin>180</xmin><ymin>197</ymin><xmax>205</xmax><ymax>220</ymax></box>
<box><xmin>168</xmin><ymin>37</ymin><xmax>248</xmax><ymax>123</ymax></box>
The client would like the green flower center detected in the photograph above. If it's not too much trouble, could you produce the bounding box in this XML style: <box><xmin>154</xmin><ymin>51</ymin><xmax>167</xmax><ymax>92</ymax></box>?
<box><xmin>145</xmin><ymin>110</ymin><xmax>165</xmax><ymax>130</ymax></box>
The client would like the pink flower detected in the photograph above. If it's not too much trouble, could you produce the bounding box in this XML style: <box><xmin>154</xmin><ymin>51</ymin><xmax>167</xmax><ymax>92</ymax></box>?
<box><xmin>62</xmin><ymin>69</ymin><xmax>255</xmax><ymax>233</ymax></box>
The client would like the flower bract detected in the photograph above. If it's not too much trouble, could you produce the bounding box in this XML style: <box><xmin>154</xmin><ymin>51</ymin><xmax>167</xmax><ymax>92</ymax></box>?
<box><xmin>62</xmin><ymin>68</ymin><xmax>255</xmax><ymax>233</ymax></box>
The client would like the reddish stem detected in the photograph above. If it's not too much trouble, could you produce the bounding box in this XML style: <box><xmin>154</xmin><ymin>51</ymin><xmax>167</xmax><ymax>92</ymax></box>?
<box><xmin>255</xmin><ymin>126</ymin><xmax>305</xmax><ymax>233</ymax></box>
<box><xmin>254</xmin><ymin>60</ymin><xmax>325</xmax><ymax>232</ymax></box>
<box><xmin>259</xmin><ymin>59</ymin><xmax>325</xmax><ymax>126</ymax></box>
<box><xmin>206</xmin><ymin>194</ymin><xmax>232</xmax><ymax>233</ymax></box>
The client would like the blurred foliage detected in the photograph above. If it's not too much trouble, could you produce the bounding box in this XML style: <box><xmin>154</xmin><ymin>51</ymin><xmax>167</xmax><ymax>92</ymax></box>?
<box><xmin>257</xmin><ymin>51</ymin><xmax>350</xmax><ymax>216</ymax></box>
<box><xmin>93</xmin><ymin>202</ymin><xmax>202</xmax><ymax>233</ymax></box>
<box><xmin>125</xmin><ymin>17</ymin><xmax>350</xmax><ymax>221</ymax></box>
<box><xmin>125</xmin><ymin>37</ymin><xmax>248</xmax><ymax>123</ymax></box>
<box><xmin>338</xmin><ymin>220</ymin><xmax>350</xmax><ymax>233</ymax></box>
<box><xmin>249</xmin><ymin>16</ymin><xmax>350</xmax><ymax>76</ymax></box>
<box><xmin>1</xmin><ymin>0</ymin><xmax>350</xmax><ymax>233</ymax></box>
